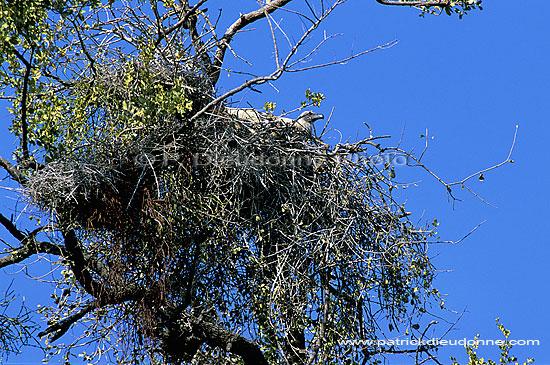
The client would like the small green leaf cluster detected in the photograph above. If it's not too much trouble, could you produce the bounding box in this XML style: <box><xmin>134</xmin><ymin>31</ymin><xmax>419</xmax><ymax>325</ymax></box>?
<box><xmin>451</xmin><ymin>318</ymin><xmax>535</xmax><ymax>365</ymax></box>
<box><xmin>418</xmin><ymin>0</ymin><xmax>483</xmax><ymax>19</ymax></box>
<box><xmin>263</xmin><ymin>101</ymin><xmax>276</xmax><ymax>114</ymax></box>
<box><xmin>302</xmin><ymin>88</ymin><xmax>325</xmax><ymax>108</ymax></box>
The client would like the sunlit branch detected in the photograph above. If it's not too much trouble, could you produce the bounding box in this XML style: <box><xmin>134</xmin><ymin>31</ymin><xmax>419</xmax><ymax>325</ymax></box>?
<box><xmin>191</xmin><ymin>0</ymin><xmax>344</xmax><ymax>121</ymax></box>
<box><xmin>376</xmin><ymin>0</ymin><xmax>449</xmax><ymax>6</ymax></box>
<box><xmin>211</xmin><ymin>0</ymin><xmax>294</xmax><ymax>85</ymax></box>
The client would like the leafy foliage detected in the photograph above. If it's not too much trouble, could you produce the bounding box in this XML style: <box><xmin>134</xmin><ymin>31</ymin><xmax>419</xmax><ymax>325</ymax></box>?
<box><xmin>0</xmin><ymin>285</ymin><xmax>38</xmax><ymax>360</ymax></box>
<box><xmin>413</xmin><ymin>0</ymin><xmax>483</xmax><ymax>19</ymax></box>
<box><xmin>451</xmin><ymin>319</ymin><xmax>535</xmax><ymax>365</ymax></box>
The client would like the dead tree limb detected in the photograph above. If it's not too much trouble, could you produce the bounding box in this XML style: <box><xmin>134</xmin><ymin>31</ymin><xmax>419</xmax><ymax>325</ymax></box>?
<box><xmin>210</xmin><ymin>0</ymin><xmax>294</xmax><ymax>85</ymax></box>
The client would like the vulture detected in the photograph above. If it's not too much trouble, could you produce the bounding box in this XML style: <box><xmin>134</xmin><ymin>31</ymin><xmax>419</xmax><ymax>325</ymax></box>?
<box><xmin>226</xmin><ymin>108</ymin><xmax>324</xmax><ymax>135</ymax></box>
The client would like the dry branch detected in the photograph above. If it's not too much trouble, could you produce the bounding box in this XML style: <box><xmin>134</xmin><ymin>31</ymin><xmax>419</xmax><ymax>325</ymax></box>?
<box><xmin>211</xmin><ymin>0</ymin><xmax>294</xmax><ymax>84</ymax></box>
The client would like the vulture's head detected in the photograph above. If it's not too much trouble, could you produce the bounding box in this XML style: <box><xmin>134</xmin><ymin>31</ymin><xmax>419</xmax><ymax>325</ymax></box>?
<box><xmin>294</xmin><ymin>110</ymin><xmax>324</xmax><ymax>133</ymax></box>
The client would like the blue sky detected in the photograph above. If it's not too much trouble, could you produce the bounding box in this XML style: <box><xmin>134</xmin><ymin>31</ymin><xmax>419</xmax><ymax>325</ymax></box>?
<box><xmin>1</xmin><ymin>0</ymin><xmax>549</xmax><ymax>363</ymax></box>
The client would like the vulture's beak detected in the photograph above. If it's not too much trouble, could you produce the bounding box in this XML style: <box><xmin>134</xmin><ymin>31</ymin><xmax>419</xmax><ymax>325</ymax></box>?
<box><xmin>312</xmin><ymin>113</ymin><xmax>324</xmax><ymax>123</ymax></box>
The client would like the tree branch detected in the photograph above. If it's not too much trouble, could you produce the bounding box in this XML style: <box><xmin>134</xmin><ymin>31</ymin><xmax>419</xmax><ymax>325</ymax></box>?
<box><xmin>210</xmin><ymin>0</ymin><xmax>293</xmax><ymax>85</ymax></box>
<box><xmin>376</xmin><ymin>0</ymin><xmax>449</xmax><ymax>6</ymax></box>
<box><xmin>161</xmin><ymin>310</ymin><xmax>268</xmax><ymax>365</ymax></box>
<box><xmin>35</xmin><ymin>229</ymin><xmax>145</xmax><ymax>342</ymax></box>
<box><xmin>286</xmin><ymin>40</ymin><xmax>397</xmax><ymax>73</ymax></box>
<box><xmin>154</xmin><ymin>0</ymin><xmax>207</xmax><ymax>49</ymax></box>
<box><xmin>0</xmin><ymin>213</ymin><xmax>143</xmax><ymax>307</ymax></box>
<box><xmin>180</xmin><ymin>0</ymin><xmax>216</xmax><ymax>80</ymax></box>
<box><xmin>12</xmin><ymin>49</ymin><xmax>34</xmax><ymax>162</ymax></box>
<box><xmin>0</xmin><ymin>157</ymin><xmax>27</xmax><ymax>185</ymax></box>
<box><xmin>0</xmin><ymin>214</ymin><xmax>66</xmax><ymax>268</ymax></box>
<box><xmin>62</xmin><ymin>230</ymin><xmax>144</xmax><ymax>305</ymax></box>
<box><xmin>34</xmin><ymin>231</ymin><xmax>146</xmax><ymax>343</ymax></box>
<box><xmin>386</xmin><ymin>125</ymin><xmax>518</xmax><ymax>202</ymax></box>
<box><xmin>0</xmin><ymin>214</ymin><xmax>25</xmax><ymax>241</ymax></box>
<box><xmin>62</xmin><ymin>230</ymin><xmax>105</xmax><ymax>299</ymax></box>
<box><xmin>38</xmin><ymin>300</ymin><xmax>97</xmax><ymax>341</ymax></box>
<box><xmin>0</xmin><ymin>240</ymin><xmax>67</xmax><ymax>268</ymax></box>
<box><xmin>190</xmin><ymin>0</ymin><xmax>343</xmax><ymax>122</ymax></box>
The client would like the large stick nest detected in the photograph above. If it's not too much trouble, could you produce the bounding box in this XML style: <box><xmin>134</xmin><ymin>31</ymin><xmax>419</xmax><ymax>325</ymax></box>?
<box><xmin>25</xmin><ymin>54</ymin><xmax>434</xmax><ymax>355</ymax></box>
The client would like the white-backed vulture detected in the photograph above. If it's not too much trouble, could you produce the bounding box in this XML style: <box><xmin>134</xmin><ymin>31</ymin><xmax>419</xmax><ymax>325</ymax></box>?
<box><xmin>225</xmin><ymin>108</ymin><xmax>324</xmax><ymax>134</ymax></box>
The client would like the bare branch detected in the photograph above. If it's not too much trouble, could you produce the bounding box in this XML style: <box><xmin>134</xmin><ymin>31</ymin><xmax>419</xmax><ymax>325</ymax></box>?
<box><xmin>191</xmin><ymin>1</ymin><xmax>344</xmax><ymax>121</ymax></box>
<box><xmin>181</xmin><ymin>0</ymin><xmax>217</xmax><ymax>79</ymax></box>
<box><xmin>463</xmin><ymin>184</ymin><xmax>497</xmax><ymax>207</ymax></box>
<box><xmin>0</xmin><ymin>214</ymin><xmax>24</xmax><ymax>242</ymax></box>
<box><xmin>153</xmin><ymin>0</ymin><xmax>207</xmax><ymax>48</ymax></box>
<box><xmin>264</xmin><ymin>9</ymin><xmax>281</xmax><ymax>70</ymax></box>
<box><xmin>210</xmin><ymin>0</ymin><xmax>294</xmax><ymax>84</ymax></box>
<box><xmin>0</xmin><ymin>240</ymin><xmax>66</xmax><ymax>268</ymax></box>
<box><xmin>451</xmin><ymin>220</ymin><xmax>486</xmax><ymax>245</ymax></box>
<box><xmin>386</xmin><ymin>125</ymin><xmax>518</xmax><ymax>201</ymax></box>
<box><xmin>376</xmin><ymin>0</ymin><xmax>449</xmax><ymax>6</ymax></box>
<box><xmin>0</xmin><ymin>214</ymin><xmax>66</xmax><ymax>268</ymax></box>
<box><xmin>287</xmin><ymin>40</ymin><xmax>398</xmax><ymax>73</ymax></box>
<box><xmin>38</xmin><ymin>300</ymin><xmax>98</xmax><ymax>341</ymax></box>
<box><xmin>17</xmin><ymin>49</ymin><xmax>34</xmax><ymax>161</ymax></box>
<box><xmin>62</xmin><ymin>230</ymin><xmax>101</xmax><ymax>298</ymax></box>
<box><xmin>70</xmin><ymin>18</ymin><xmax>97</xmax><ymax>75</ymax></box>
<box><xmin>447</xmin><ymin>125</ymin><xmax>518</xmax><ymax>188</ymax></box>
